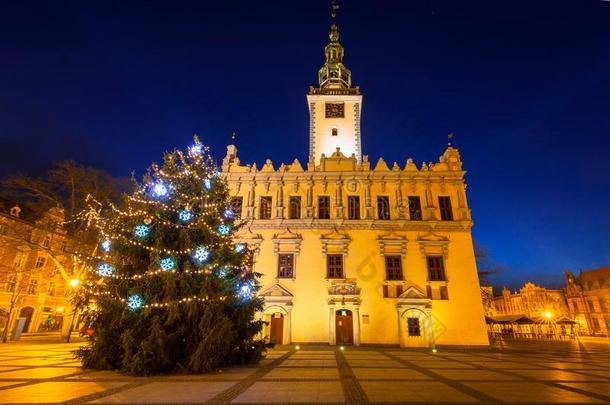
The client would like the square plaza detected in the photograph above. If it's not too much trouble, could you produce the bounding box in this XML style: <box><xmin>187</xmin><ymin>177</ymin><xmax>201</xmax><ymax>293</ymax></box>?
<box><xmin>0</xmin><ymin>338</ymin><xmax>610</xmax><ymax>404</ymax></box>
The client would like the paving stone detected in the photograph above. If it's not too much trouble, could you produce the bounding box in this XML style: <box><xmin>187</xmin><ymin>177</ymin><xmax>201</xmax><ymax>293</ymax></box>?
<box><xmin>0</xmin><ymin>366</ymin><xmax>84</xmax><ymax>379</ymax></box>
<box><xmin>92</xmin><ymin>381</ymin><xmax>235</xmax><ymax>403</ymax></box>
<box><xmin>0</xmin><ymin>381</ymin><xmax>125</xmax><ymax>403</ymax></box>
<box><xmin>262</xmin><ymin>367</ymin><xmax>340</xmax><ymax>379</ymax></box>
<box><xmin>278</xmin><ymin>359</ymin><xmax>337</xmax><ymax>367</ymax></box>
<box><xmin>428</xmin><ymin>369</ymin><xmax>522</xmax><ymax>380</ymax></box>
<box><xmin>351</xmin><ymin>367</ymin><xmax>431</xmax><ymax>380</ymax></box>
<box><xmin>464</xmin><ymin>382</ymin><xmax>605</xmax><ymax>403</ymax></box>
<box><xmin>231</xmin><ymin>381</ymin><xmax>344</xmax><ymax>403</ymax></box>
<box><xmin>560</xmin><ymin>382</ymin><xmax>610</xmax><ymax>397</ymax></box>
<box><xmin>509</xmin><ymin>369</ymin><xmax>608</xmax><ymax>381</ymax></box>
<box><xmin>360</xmin><ymin>380</ymin><xmax>477</xmax><ymax>402</ymax></box>
<box><xmin>345</xmin><ymin>359</ymin><xmax>404</xmax><ymax>367</ymax></box>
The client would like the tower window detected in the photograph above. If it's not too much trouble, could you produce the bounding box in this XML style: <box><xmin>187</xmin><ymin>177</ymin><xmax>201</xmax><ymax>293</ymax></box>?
<box><xmin>331</xmin><ymin>128</ymin><xmax>338</xmax><ymax>136</ymax></box>
<box><xmin>230</xmin><ymin>197</ymin><xmax>243</xmax><ymax>218</ymax></box>
<box><xmin>439</xmin><ymin>196</ymin><xmax>453</xmax><ymax>221</ymax></box>
<box><xmin>427</xmin><ymin>256</ymin><xmax>446</xmax><ymax>281</ymax></box>
<box><xmin>385</xmin><ymin>256</ymin><xmax>403</xmax><ymax>281</ymax></box>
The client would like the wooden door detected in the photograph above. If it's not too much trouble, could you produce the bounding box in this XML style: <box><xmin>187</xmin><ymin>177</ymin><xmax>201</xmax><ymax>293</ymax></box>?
<box><xmin>335</xmin><ymin>310</ymin><xmax>354</xmax><ymax>345</ymax></box>
<box><xmin>270</xmin><ymin>314</ymin><xmax>283</xmax><ymax>344</ymax></box>
<box><xmin>19</xmin><ymin>307</ymin><xmax>34</xmax><ymax>333</ymax></box>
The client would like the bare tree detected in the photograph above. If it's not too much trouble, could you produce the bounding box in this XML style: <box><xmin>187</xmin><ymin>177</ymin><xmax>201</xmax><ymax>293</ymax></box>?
<box><xmin>474</xmin><ymin>243</ymin><xmax>505</xmax><ymax>284</ymax></box>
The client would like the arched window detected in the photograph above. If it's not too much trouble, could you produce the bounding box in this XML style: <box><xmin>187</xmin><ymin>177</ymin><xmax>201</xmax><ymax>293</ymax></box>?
<box><xmin>331</xmin><ymin>127</ymin><xmax>338</xmax><ymax>136</ymax></box>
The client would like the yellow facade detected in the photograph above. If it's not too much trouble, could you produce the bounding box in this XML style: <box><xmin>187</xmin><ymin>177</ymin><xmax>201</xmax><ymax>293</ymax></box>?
<box><xmin>220</xmin><ymin>21</ymin><xmax>488</xmax><ymax>347</ymax></box>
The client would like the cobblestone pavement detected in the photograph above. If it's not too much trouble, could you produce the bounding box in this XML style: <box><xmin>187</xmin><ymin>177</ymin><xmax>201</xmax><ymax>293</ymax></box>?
<box><xmin>1</xmin><ymin>339</ymin><xmax>610</xmax><ymax>404</ymax></box>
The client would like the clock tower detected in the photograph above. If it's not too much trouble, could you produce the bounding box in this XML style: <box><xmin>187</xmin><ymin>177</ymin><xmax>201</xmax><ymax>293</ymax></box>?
<box><xmin>307</xmin><ymin>21</ymin><xmax>362</xmax><ymax>164</ymax></box>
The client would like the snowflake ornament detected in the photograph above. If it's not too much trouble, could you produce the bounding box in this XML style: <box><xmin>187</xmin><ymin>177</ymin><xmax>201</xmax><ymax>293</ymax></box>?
<box><xmin>189</xmin><ymin>144</ymin><xmax>202</xmax><ymax>155</ymax></box>
<box><xmin>203</xmin><ymin>179</ymin><xmax>212</xmax><ymax>191</ymax></box>
<box><xmin>97</xmin><ymin>262</ymin><xmax>114</xmax><ymax>277</ymax></box>
<box><xmin>217</xmin><ymin>224</ymin><xmax>230</xmax><ymax>236</ymax></box>
<box><xmin>134</xmin><ymin>224</ymin><xmax>150</xmax><ymax>239</ymax></box>
<box><xmin>127</xmin><ymin>294</ymin><xmax>144</xmax><ymax>310</ymax></box>
<box><xmin>223</xmin><ymin>208</ymin><xmax>234</xmax><ymax>219</ymax></box>
<box><xmin>160</xmin><ymin>257</ymin><xmax>176</xmax><ymax>271</ymax></box>
<box><xmin>178</xmin><ymin>209</ymin><xmax>192</xmax><ymax>223</ymax></box>
<box><xmin>235</xmin><ymin>243</ymin><xmax>246</xmax><ymax>253</ymax></box>
<box><xmin>191</xmin><ymin>246</ymin><xmax>210</xmax><ymax>265</ymax></box>
<box><xmin>238</xmin><ymin>283</ymin><xmax>253</xmax><ymax>300</ymax></box>
<box><xmin>152</xmin><ymin>181</ymin><xmax>169</xmax><ymax>198</ymax></box>
<box><xmin>100</xmin><ymin>239</ymin><xmax>112</xmax><ymax>253</ymax></box>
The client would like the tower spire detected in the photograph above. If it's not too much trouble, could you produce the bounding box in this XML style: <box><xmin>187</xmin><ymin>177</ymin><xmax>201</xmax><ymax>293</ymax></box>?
<box><xmin>311</xmin><ymin>1</ymin><xmax>358</xmax><ymax>95</ymax></box>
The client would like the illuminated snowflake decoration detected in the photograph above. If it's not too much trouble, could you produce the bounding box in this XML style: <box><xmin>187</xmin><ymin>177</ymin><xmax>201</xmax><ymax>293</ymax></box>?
<box><xmin>127</xmin><ymin>294</ymin><xmax>144</xmax><ymax>311</ymax></box>
<box><xmin>159</xmin><ymin>257</ymin><xmax>176</xmax><ymax>271</ymax></box>
<box><xmin>235</xmin><ymin>243</ymin><xmax>246</xmax><ymax>253</ymax></box>
<box><xmin>223</xmin><ymin>208</ymin><xmax>234</xmax><ymax>220</ymax></box>
<box><xmin>97</xmin><ymin>262</ymin><xmax>114</xmax><ymax>277</ymax></box>
<box><xmin>152</xmin><ymin>181</ymin><xmax>169</xmax><ymax>198</ymax></box>
<box><xmin>203</xmin><ymin>179</ymin><xmax>212</xmax><ymax>191</ymax></box>
<box><xmin>189</xmin><ymin>144</ymin><xmax>202</xmax><ymax>155</ymax></box>
<box><xmin>178</xmin><ymin>209</ymin><xmax>192</xmax><ymax>223</ymax></box>
<box><xmin>100</xmin><ymin>239</ymin><xmax>112</xmax><ymax>252</ymax></box>
<box><xmin>238</xmin><ymin>283</ymin><xmax>253</xmax><ymax>300</ymax></box>
<box><xmin>216</xmin><ymin>267</ymin><xmax>228</xmax><ymax>278</ymax></box>
<box><xmin>191</xmin><ymin>246</ymin><xmax>210</xmax><ymax>265</ymax></box>
<box><xmin>133</xmin><ymin>224</ymin><xmax>150</xmax><ymax>240</ymax></box>
<box><xmin>217</xmin><ymin>224</ymin><xmax>230</xmax><ymax>236</ymax></box>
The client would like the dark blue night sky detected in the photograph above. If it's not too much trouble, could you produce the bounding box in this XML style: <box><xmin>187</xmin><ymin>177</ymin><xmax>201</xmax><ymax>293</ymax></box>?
<box><xmin>1</xmin><ymin>1</ymin><xmax>609</xmax><ymax>289</ymax></box>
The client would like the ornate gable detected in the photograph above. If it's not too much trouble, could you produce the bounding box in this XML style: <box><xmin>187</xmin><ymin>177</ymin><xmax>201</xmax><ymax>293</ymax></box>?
<box><xmin>417</xmin><ymin>232</ymin><xmax>450</xmax><ymax>259</ymax></box>
<box><xmin>272</xmin><ymin>228</ymin><xmax>302</xmax><ymax>255</ymax></box>
<box><xmin>320</xmin><ymin>229</ymin><xmax>351</xmax><ymax>255</ymax></box>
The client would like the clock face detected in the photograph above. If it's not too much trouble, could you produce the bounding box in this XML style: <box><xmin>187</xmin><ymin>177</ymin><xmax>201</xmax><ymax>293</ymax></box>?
<box><xmin>325</xmin><ymin>102</ymin><xmax>345</xmax><ymax>118</ymax></box>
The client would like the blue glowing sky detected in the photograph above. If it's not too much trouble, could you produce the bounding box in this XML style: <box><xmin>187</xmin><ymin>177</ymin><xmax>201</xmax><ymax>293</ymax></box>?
<box><xmin>1</xmin><ymin>1</ymin><xmax>609</xmax><ymax>289</ymax></box>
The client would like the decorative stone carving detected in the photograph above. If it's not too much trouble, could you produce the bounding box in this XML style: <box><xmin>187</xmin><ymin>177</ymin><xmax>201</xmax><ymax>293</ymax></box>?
<box><xmin>271</xmin><ymin>228</ymin><xmax>302</xmax><ymax>255</ymax></box>
<box><xmin>417</xmin><ymin>232</ymin><xmax>450</xmax><ymax>259</ymax></box>
<box><xmin>320</xmin><ymin>229</ymin><xmax>350</xmax><ymax>255</ymax></box>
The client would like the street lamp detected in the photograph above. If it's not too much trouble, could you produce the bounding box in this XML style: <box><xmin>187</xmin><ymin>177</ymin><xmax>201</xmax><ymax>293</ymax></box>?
<box><xmin>66</xmin><ymin>279</ymin><xmax>80</xmax><ymax>343</ymax></box>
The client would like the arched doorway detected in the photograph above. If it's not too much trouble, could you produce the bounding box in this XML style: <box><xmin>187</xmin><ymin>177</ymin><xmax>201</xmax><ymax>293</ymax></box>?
<box><xmin>19</xmin><ymin>307</ymin><xmax>34</xmax><ymax>333</ymax></box>
<box><xmin>269</xmin><ymin>313</ymin><xmax>284</xmax><ymax>344</ymax></box>
<box><xmin>335</xmin><ymin>309</ymin><xmax>354</xmax><ymax>345</ymax></box>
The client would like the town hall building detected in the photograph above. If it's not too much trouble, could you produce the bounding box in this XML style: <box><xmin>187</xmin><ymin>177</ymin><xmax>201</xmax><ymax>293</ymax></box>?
<box><xmin>221</xmin><ymin>20</ymin><xmax>488</xmax><ymax>347</ymax></box>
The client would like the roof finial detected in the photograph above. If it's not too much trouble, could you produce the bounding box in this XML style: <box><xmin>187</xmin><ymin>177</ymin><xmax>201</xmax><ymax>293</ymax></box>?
<box><xmin>331</xmin><ymin>0</ymin><xmax>339</xmax><ymax>20</ymax></box>
<box><xmin>231</xmin><ymin>131</ymin><xmax>237</xmax><ymax>144</ymax></box>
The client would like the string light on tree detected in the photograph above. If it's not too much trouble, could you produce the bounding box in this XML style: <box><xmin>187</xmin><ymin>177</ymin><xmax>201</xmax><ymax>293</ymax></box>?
<box><xmin>189</xmin><ymin>144</ymin><xmax>202</xmax><ymax>155</ymax></box>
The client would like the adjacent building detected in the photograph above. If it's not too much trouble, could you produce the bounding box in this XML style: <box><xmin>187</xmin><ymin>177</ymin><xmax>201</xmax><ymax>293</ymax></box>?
<box><xmin>492</xmin><ymin>282</ymin><xmax>568</xmax><ymax>320</ymax></box>
<box><xmin>221</xmin><ymin>20</ymin><xmax>489</xmax><ymax>347</ymax></box>
<box><xmin>565</xmin><ymin>267</ymin><xmax>610</xmax><ymax>336</ymax></box>
<box><xmin>0</xmin><ymin>205</ymin><xmax>77</xmax><ymax>339</ymax></box>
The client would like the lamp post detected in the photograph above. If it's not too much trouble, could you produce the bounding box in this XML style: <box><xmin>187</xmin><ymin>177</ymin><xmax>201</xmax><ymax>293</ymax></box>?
<box><xmin>65</xmin><ymin>279</ymin><xmax>80</xmax><ymax>343</ymax></box>
<box><xmin>544</xmin><ymin>311</ymin><xmax>555</xmax><ymax>339</ymax></box>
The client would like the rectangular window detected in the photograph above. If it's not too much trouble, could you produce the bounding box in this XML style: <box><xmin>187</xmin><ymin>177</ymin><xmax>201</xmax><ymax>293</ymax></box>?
<box><xmin>318</xmin><ymin>196</ymin><xmax>330</xmax><ymax>219</ymax></box>
<box><xmin>13</xmin><ymin>253</ymin><xmax>24</xmax><ymax>268</ymax></box>
<box><xmin>6</xmin><ymin>277</ymin><xmax>16</xmax><ymax>293</ymax></box>
<box><xmin>408</xmin><ymin>196</ymin><xmax>422</xmax><ymax>221</ymax></box>
<box><xmin>277</xmin><ymin>254</ymin><xmax>294</xmax><ymax>278</ymax></box>
<box><xmin>289</xmin><ymin>196</ymin><xmax>301</xmax><ymax>219</ymax></box>
<box><xmin>407</xmin><ymin>317</ymin><xmax>421</xmax><ymax>336</ymax></box>
<box><xmin>427</xmin><ymin>256</ymin><xmax>446</xmax><ymax>281</ymax></box>
<box><xmin>230</xmin><ymin>197</ymin><xmax>243</xmax><ymax>218</ymax></box>
<box><xmin>440</xmin><ymin>285</ymin><xmax>449</xmax><ymax>300</ymax></box>
<box><xmin>327</xmin><ymin>254</ymin><xmax>344</xmax><ymax>279</ymax></box>
<box><xmin>259</xmin><ymin>196</ymin><xmax>272</xmax><ymax>219</ymax></box>
<box><xmin>43</xmin><ymin>235</ymin><xmax>51</xmax><ymax>248</ymax></box>
<box><xmin>438</xmin><ymin>196</ymin><xmax>453</xmax><ymax>221</ymax></box>
<box><xmin>48</xmin><ymin>282</ymin><xmax>56</xmax><ymax>296</ymax></box>
<box><xmin>28</xmin><ymin>279</ymin><xmax>38</xmax><ymax>295</ymax></box>
<box><xmin>377</xmin><ymin>196</ymin><xmax>390</xmax><ymax>220</ymax></box>
<box><xmin>61</xmin><ymin>240</ymin><xmax>68</xmax><ymax>252</ymax></box>
<box><xmin>348</xmin><ymin>196</ymin><xmax>360</xmax><ymax>220</ymax></box>
<box><xmin>34</xmin><ymin>256</ymin><xmax>46</xmax><ymax>269</ymax></box>
<box><xmin>385</xmin><ymin>256</ymin><xmax>403</xmax><ymax>280</ymax></box>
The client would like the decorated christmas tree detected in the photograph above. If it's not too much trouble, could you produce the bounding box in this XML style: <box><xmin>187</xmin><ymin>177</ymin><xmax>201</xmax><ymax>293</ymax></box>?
<box><xmin>74</xmin><ymin>137</ymin><xmax>264</xmax><ymax>375</ymax></box>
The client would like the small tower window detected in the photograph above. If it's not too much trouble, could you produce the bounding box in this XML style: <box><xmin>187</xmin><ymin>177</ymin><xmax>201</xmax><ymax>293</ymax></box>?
<box><xmin>331</xmin><ymin>127</ymin><xmax>338</xmax><ymax>136</ymax></box>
